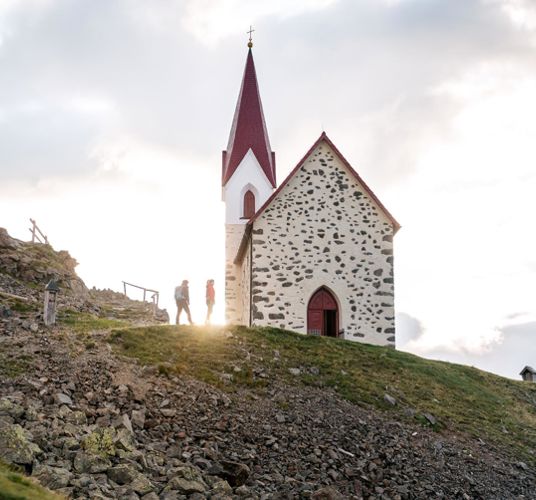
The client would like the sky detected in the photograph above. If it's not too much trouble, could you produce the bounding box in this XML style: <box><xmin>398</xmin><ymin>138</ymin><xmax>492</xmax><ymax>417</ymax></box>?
<box><xmin>1</xmin><ymin>0</ymin><xmax>535</xmax><ymax>379</ymax></box>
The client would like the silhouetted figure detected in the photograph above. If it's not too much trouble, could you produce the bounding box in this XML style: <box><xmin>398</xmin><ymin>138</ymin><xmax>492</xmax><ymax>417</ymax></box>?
<box><xmin>175</xmin><ymin>279</ymin><xmax>193</xmax><ymax>325</ymax></box>
<box><xmin>206</xmin><ymin>279</ymin><xmax>215</xmax><ymax>324</ymax></box>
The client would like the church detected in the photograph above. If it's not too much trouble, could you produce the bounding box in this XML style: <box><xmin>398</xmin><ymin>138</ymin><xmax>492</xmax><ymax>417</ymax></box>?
<box><xmin>222</xmin><ymin>42</ymin><xmax>400</xmax><ymax>347</ymax></box>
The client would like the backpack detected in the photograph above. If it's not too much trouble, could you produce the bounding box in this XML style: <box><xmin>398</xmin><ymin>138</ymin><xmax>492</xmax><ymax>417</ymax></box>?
<box><xmin>174</xmin><ymin>286</ymin><xmax>183</xmax><ymax>300</ymax></box>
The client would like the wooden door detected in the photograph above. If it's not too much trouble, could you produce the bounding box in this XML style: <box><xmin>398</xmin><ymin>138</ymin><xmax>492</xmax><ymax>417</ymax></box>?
<box><xmin>307</xmin><ymin>287</ymin><xmax>339</xmax><ymax>337</ymax></box>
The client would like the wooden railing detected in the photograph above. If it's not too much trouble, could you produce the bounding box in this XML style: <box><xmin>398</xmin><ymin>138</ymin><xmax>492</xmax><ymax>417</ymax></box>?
<box><xmin>122</xmin><ymin>281</ymin><xmax>160</xmax><ymax>315</ymax></box>
<box><xmin>29</xmin><ymin>218</ymin><xmax>49</xmax><ymax>244</ymax></box>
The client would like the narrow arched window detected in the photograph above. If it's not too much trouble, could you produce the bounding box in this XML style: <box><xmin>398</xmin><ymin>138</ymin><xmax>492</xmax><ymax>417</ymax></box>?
<box><xmin>243</xmin><ymin>190</ymin><xmax>256</xmax><ymax>219</ymax></box>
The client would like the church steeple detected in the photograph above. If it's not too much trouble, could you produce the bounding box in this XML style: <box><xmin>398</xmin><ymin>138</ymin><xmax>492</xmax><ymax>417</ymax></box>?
<box><xmin>222</xmin><ymin>47</ymin><xmax>276</xmax><ymax>188</ymax></box>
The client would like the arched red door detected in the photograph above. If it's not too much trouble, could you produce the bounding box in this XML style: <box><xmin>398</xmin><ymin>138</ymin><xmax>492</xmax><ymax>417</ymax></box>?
<box><xmin>307</xmin><ymin>287</ymin><xmax>339</xmax><ymax>337</ymax></box>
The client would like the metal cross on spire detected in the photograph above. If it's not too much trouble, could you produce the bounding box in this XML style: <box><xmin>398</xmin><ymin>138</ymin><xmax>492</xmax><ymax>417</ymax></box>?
<box><xmin>247</xmin><ymin>25</ymin><xmax>255</xmax><ymax>48</ymax></box>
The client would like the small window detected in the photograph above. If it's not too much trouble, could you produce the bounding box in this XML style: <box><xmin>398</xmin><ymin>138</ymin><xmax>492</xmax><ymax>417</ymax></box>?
<box><xmin>243</xmin><ymin>190</ymin><xmax>255</xmax><ymax>219</ymax></box>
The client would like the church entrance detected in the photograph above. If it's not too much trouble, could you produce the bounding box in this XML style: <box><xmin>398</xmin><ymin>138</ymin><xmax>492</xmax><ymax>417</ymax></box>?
<box><xmin>307</xmin><ymin>287</ymin><xmax>339</xmax><ymax>337</ymax></box>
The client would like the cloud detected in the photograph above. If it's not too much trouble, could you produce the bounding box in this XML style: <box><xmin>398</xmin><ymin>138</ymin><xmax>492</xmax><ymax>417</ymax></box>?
<box><xmin>396</xmin><ymin>312</ymin><xmax>425</xmax><ymax>348</ymax></box>
<box><xmin>489</xmin><ymin>0</ymin><xmax>536</xmax><ymax>32</ymax></box>
<box><xmin>181</xmin><ymin>0</ymin><xmax>338</xmax><ymax>46</ymax></box>
<box><xmin>0</xmin><ymin>96</ymin><xmax>118</xmax><ymax>180</ymax></box>
<box><xmin>2</xmin><ymin>0</ymin><xmax>534</xmax><ymax>184</ymax></box>
<box><xmin>418</xmin><ymin>321</ymin><xmax>536</xmax><ymax>379</ymax></box>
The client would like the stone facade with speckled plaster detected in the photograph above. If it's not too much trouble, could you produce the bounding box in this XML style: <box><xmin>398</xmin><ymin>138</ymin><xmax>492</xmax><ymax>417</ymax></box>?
<box><xmin>225</xmin><ymin>224</ymin><xmax>246</xmax><ymax>323</ymax></box>
<box><xmin>238</xmin><ymin>237</ymin><xmax>252</xmax><ymax>325</ymax></box>
<box><xmin>238</xmin><ymin>140</ymin><xmax>395</xmax><ymax>346</ymax></box>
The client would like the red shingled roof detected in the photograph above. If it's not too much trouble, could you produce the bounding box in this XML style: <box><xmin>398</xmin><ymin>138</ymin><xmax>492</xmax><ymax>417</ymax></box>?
<box><xmin>222</xmin><ymin>48</ymin><xmax>276</xmax><ymax>187</ymax></box>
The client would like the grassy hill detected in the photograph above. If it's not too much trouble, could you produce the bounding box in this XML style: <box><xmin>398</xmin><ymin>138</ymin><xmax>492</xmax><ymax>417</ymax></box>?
<box><xmin>4</xmin><ymin>226</ymin><xmax>532</xmax><ymax>497</ymax></box>
<box><xmin>0</xmin><ymin>462</ymin><xmax>62</xmax><ymax>500</ymax></box>
<box><xmin>109</xmin><ymin>324</ymin><xmax>536</xmax><ymax>463</ymax></box>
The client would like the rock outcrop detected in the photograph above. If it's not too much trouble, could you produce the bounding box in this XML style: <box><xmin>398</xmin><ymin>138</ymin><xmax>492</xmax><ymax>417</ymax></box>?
<box><xmin>0</xmin><ymin>227</ymin><xmax>88</xmax><ymax>302</ymax></box>
<box><xmin>0</xmin><ymin>226</ymin><xmax>169</xmax><ymax>334</ymax></box>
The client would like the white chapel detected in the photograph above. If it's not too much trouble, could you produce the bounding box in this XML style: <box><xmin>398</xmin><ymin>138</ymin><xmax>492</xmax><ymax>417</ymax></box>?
<box><xmin>222</xmin><ymin>43</ymin><xmax>400</xmax><ymax>347</ymax></box>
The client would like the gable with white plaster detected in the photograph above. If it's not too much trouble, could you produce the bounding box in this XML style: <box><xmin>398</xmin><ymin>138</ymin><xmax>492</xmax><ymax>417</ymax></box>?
<box><xmin>223</xmin><ymin>149</ymin><xmax>274</xmax><ymax>224</ymax></box>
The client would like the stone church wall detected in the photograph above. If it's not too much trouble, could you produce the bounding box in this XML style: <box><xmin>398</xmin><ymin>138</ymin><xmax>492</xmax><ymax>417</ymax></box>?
<box><xmin>225</xmin><ymin>224</ymin><xmax>246</xmax><ymax>324</ymax></box>
<box><xmin>238</xmin><ymin>237</ymin><xmax>252</xmax><ymax>326</ymax></box>
<box><xmin>248</xmin><ymin>141</ymin><xmax>395</xmax><ymax>346</ymax></box>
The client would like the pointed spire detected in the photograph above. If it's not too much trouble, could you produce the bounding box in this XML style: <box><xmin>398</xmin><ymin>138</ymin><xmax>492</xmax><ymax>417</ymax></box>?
<box><xmin>222</xmin><ymin>47</ymin><xmax>276</xmax><ymax>187</ymax></box>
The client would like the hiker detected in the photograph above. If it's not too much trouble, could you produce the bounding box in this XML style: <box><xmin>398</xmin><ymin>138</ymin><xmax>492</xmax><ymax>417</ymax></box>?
<box><xmin>205</xmin><ymin>279</ymin><xmax>215</xmax><ymax>324</ymax></box>
<box><xmin>175</xmin><ymin>280</ymin><xmax>193</xmax><ymax>325</ymax></box>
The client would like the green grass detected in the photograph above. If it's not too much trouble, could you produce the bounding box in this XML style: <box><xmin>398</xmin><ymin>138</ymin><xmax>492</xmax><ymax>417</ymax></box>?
<box><xmin>0</xmin><ymin>462</ymin><xmax>62</xmax><ymax>500</ymax></box>
<box><xmin>108</xmin><ymin>325</ymin><xmax>536</xmax><ymax>462</ymax></box>
<box><xmin>57</xmin><ymin>310</ymin><xmax>127</xmax><ymax>333</ymax></box>
<box><xmin>0</xmin><ymin>353</ymin><xmax>32</xmax><ymax>379</ymax></box>
<box><xmin>0</xmin><ymin>297</ymin><xmax>38</xmax><ymax>315</ymax></box>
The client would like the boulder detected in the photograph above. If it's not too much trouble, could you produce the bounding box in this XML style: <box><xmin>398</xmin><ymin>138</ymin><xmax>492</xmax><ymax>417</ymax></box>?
<box><xmin>118</xmin><ymin>413</ymin><xmax>133</xmax><ymax>434</ymax></box>
<box><xmin>163</xmin><ymin>477</ymin><xmax>206</xmax><ymax>495</ymax></box>
<box><xmin>73</xmin><ymin>451</ymin><xmax>111</xmax><ymax>473</ymax></box>
<box><xmin>210</xmin><ymin>479</ymin><xmax>233</xmax><ymax>494</ymax></box>
<box><xmin>423</xmin><ymin>413</ymin><xmax>437</xmax><ymax>426</ymax></box>
<box><xmin>107</xmin><ymin>464</ymin><xmax>137</xmax><ymax>485</ymax></box>
<box><xmin>218</xmin><ymin>461</ymin><xmax>250</xmax><ymax>487</ymax></box>
<box><xmin>66</xmin><ymin>410</ymin><xmax>87</xmax><ymax>426</ymax></box>
<box><xmin>131</xmin><ymin>473</ymin><xmax>154</xmax><ymax>495</ymax></box>
<box><xmin>83</xmin><ymin>427</ymin><xmax>116</xmax><ymax>456</ymax></box>
<box><xmin>0</xmin><ymin>422</ymin><xmax>41</xmax><ymax>466</ymax></box>
<box><xmin>0</xmin><ymin>398</ymin><xmax>25</xmax><ymax>420</ymax></box>
<box><xmin>235</xmin><ymin>484</ymin><xmax>251</xmax><ymax>497</ymax></box>
<box><xmin>384</xmin><ymin>394</ymin><xmax>397</xmax><ymax>406</ymax></box>
<box><xmin>312</xmin><ymin>486</ymin><xmax>346</xmax><ymax>499</ymax></box>
<box><xmin>141</xmin><ymin>493</ymin><xmax>159</xmax><ymax>500</ymax></box>
<box><xmin>0</xmin><ymin>228</ymin><xmax>18</xmax><ymax>249</ymax></box>
<box><xmin>131</xmin><ymin>408</ymin><xmax>146</xmax><ymax>429</ymax></box>
<box><xmin>114</xmin><ymin>428</ymin><xmax>134</xmax><ymax>451</ymax></box>
<box><xmin>33</xmin><ymin>465</ymin><xmax>73</xmax><ymax>490</ymax></box>
<box><xmin>168</xmin><ymin>465</ymin><xmax>205</xmax><ymax>483</ymax></box>
<box><xmin>54</xmin><ymin>393</ymin><xmax>73</xmax><ymax>406</ymax></box>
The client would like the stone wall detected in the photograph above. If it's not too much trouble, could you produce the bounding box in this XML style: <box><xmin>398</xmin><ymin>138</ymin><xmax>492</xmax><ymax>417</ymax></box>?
<box><xmin>238</xmin><ymin>237</ymin><xmax>251</xmax><ymax>326</ymax></box>
<box><xmin>225</xmin><ymin>224</ymin><xmax>245</xmax><ymax>324</ymax></box>
<box><xmin>248</xmin><ymin>141</ymin><xmax>395</xmax><ymax>346</ymax></box>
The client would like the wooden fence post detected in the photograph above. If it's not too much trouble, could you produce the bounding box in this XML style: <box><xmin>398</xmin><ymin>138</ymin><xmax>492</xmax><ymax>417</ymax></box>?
<box><xmin>29</xmin><ymin>219</ymin><xmax>36</xmax><ymax>243</ymax></box>
<box><xmin>29</xmin><ymin>219</ymin><xmax>49</xmax><ymax>245</ymax></box>
<box><xmin>122</xmin><ymin>282</ymin><xmax>160</xmax><ymax>318</ymax></box>
<box><xmin>44</xmin><ymin>280</ymin><xmax>59</xmax><ymax>326</ymax></box>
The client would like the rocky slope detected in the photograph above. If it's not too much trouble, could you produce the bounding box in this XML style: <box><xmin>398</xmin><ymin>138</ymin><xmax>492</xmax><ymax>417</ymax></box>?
<box><xmin>1</xmin><ymin>227</ymin><xmax>535</xmax><ymax>499</ymax></box>
<box><xmin>0</xmin><ymin>227</ymin><xmax>169</xmax><ymax>335</ymax></box>
<box><xmin>1</xmin><ymin>324</ymin><xmax>536</xmax><ymax>500</ymax></box>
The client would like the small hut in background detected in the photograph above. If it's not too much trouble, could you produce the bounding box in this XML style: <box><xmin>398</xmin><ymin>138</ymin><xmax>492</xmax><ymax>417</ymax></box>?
<box><xmin>520</xmin><ymin>366</ymin><xmax>536</xmax><ymax>382</ymax></box>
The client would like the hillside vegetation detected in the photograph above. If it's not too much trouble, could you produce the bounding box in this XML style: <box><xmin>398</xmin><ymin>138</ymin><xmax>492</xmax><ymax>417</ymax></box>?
<box><xmin>1</xmin><ymin>226</ymin><xmax>535</xmax><ymax>498</ymax></box>
<box><xmin>110</xmin><ymin>324</ymin><xmax>536</xmax><ymax>462</ymax></box>
<box><xmin>0</xmin><ymin>462</ymin><xmax>62</xmax><ymax>500</ymax></box>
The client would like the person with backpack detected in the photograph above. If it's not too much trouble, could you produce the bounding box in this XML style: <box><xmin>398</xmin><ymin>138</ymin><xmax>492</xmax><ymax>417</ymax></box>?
<box><xmin>175</xmin><ymin>279</ymin><xmax>193</xmax><ymax>325</ymax></box>
<box><xmin>205</xmin><ymin>279</ymin><xmax>215</xmax><ymax>324</ymax></box>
